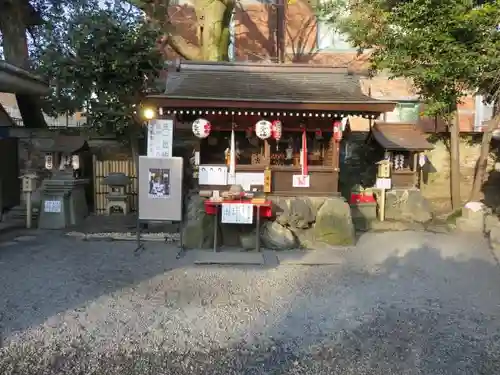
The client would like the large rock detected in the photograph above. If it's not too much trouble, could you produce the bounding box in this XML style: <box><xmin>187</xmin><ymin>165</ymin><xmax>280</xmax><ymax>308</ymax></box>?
<box><xmin>485</xmin><ymin>214</ymin><xmax>500</xmax><ymax>234</ymax></box>
<box><xmin>260</xmin><ymin>221</ymin><xmax>297</xmax><ymax>250</ymax></box>
<box><xmin>313</xmin><ymin>197</ymin><xmax>355</xmax><ymax>246</ymax></box>
<box><xmin>276</xmin><ymin>197</ymin><xmax>315</xmax><ymax>229</ymax></box>
<box><xmin>384</xmin><ymin>189</ymin><xmax>432</xmax><ymax>223</ymax></box>
<box><xmin>367</xmin><ymin>220</ymin><xmax>425</xmax><ymax>232</ymax></box>
<box><xmin>293</xmin><ymin>228</ymin><xmax>317</xmax><ymax>249</ymax></box>
<box><xmin>239</xmin><ymin>230</ymin><xmax>257</xmax><ymax>250</ymax></box>
<box><xmin>182</xmin><ymin>194</ymin><xmax>217</xmax><ymax>249</ymax></box>
<box><xmin>490</xmin><ymin>224</ymin><xmax>500</xmax><ymax>250</ymax></box>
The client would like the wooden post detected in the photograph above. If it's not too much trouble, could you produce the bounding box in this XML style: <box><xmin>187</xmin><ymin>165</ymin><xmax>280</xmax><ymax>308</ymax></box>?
<box><xmin>25</xmin><ymin>191</ymin><xmax>32</xmax><ymax>228</ymax></box>
<box><xmin>413</xmin><ymin>152</ymin><xmax>418</xmax><ymax>187</ymax></box>
<box><xmin>379</xmin><ymin>188</ymin><xmax>386</xmax><ymax>221</ymax></box>
<box><xmin>264</xmin><ymin>167</ymin><xmax>272</xmax><ymax>193</ymax></box>
<box><xmin>264</xmin><ymin>139</ymin><xmax>271</xmax><ymax>166</ymax></box>
<box><xmin>449</xmin><ymin>114</ymin><xmax>461</xmax><ymax>209</ymax></box>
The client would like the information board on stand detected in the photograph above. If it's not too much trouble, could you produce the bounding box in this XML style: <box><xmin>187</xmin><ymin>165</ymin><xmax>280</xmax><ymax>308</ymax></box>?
<box><xmin>136</xmin><ymin>156</ymin><xmax>184</xmax><ymax>252</ymax></box>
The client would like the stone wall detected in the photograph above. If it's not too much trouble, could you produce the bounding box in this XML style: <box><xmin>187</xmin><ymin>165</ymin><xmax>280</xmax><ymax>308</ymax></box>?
<box><xmin>421</xmin><ymin>136</ymin><xmax>500</xmax><ymax>207</ymax></box>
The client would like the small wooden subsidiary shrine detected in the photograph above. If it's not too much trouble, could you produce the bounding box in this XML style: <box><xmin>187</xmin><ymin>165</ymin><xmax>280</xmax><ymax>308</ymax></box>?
<box><xmin>367</xmin><ymin>122</ymin><xmax>434</xmax><ymax>189</ymax></box>
<box><xmin>147</xmin><ymin>61</ymin><xmax>396</xmax><ymax>196</ymax></box>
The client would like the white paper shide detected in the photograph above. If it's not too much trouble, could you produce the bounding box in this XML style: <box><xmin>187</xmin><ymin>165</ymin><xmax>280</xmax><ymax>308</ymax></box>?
<box><xmin>199</xmin><ymin>165</ymin><xmax>228</xmax><ymax>185</ymax></box>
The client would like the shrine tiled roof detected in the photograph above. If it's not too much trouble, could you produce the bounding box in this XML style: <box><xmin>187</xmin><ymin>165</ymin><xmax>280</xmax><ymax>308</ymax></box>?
<box><xmin>148</xmin><ymin>61</ymin><xmax>396</xmax><ymax>114</ymax></box>
<box><xmin>0</xmin><ymin>61</ymin><xmax>49</xmax><ymax>95</ymax></box>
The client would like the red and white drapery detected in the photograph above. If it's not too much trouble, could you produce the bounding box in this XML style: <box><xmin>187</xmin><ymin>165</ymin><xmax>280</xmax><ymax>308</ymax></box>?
<box><xmin>228</xmin><ymin>123</ymin><xmax>236</xmax><ymax>184</ymax></box>
<box><xmin>301</xmin><ymin>128</ymin><xmax>308</xmax><ymax>176</ymax></box>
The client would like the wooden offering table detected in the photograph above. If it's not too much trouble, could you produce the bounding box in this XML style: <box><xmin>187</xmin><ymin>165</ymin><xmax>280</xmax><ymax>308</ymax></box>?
<box><xmin>204</xmin><ymin>199</ymin><xmax>272</xmax><ymax>252</ymax></box>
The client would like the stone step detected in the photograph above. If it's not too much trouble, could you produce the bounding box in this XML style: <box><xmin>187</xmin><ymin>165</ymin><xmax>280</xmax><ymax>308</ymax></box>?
<box><xmin>4</xmin><ymin>205</ymin><xmax>39</xmax><ymax>220</ymax></box>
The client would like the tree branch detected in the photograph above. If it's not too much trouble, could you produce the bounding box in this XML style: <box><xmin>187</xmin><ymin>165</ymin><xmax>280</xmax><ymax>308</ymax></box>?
<box><xmin>130</xmin><ymin>0</ymin><xmax>202</xmax><ymax>60</ymax></box>
<box><xmin>162</xmin><ymin>33</ymin><xmax>202</xmax><ymax>60</ymax></box>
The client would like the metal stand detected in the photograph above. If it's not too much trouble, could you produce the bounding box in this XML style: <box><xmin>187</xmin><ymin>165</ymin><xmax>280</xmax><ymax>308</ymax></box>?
<box><xmin>135</xmin><ymin>214</ymin><xmax>145</xmax><ymax>253</ymax></box>
<box><xmin>255</xmin><ymin>206</ymin><xmax>261</xmax><ymax>252</ymax></box>
<box><xmin>211</xmin><ymin>204</ymin><xmax>263</xmax><ymax>253</ymax></box>
<box><xmin>25</xmin><ymin>191</ymin><xmax>32</xmax><ymax>229</ymax></box>
<box><xmin>213</xmin><ymin>208</ymin><xmax>219</xmax><ymax>252</ymax></box>
<box><xmin>135</xmin><ymin>214</ymin><xmax>184</xmax><ymax>254</ymax></box>
<box><xmin>176</xmin><ymin>220</ymin><xmax>185</xmax><ymax>259</ymax></box>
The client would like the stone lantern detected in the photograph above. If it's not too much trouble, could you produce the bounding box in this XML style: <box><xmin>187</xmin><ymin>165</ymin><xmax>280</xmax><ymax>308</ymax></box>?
<box><xmin>103</xmin><ymin>172</ymin><xmax>131</xmax><ymax>215</ymax></box>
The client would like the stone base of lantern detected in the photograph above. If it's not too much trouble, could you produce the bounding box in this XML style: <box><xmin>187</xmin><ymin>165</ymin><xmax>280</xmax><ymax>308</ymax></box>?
<box><xmin>105</xmin><ymin>194</ymin><xmax>129</xmax><ymax>215</ymax></box>
<box><xmin>38</xmin><ymin>171</ymin><xmax>89</xmax><ymax>229</ymax></box>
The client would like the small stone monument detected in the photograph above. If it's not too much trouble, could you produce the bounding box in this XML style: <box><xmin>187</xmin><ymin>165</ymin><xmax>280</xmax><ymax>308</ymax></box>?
<box><xmin>38</xmin><ymin>135</ymin><xmax>89</xmax><ymax>229</ymax></box>
<box><xmin>103</xmin><ymin>172</ymin><xmax>131</xmax><ymax>215</ymax></box>
<box><xmin>456</xmin><ymin>201</ymin><xmax>486</xmax><ymax>233</ymax></box>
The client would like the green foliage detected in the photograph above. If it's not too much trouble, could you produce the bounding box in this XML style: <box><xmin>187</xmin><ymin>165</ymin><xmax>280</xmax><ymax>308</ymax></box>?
<box><xmin>32</xmin><ymin>0</ymin><xmax>163</xmax><ymax>136</ymax></box>
<box><xmin>317</xmin><ymin>0</ymin><xmax>500</xmax><ymax>117</ymax></box>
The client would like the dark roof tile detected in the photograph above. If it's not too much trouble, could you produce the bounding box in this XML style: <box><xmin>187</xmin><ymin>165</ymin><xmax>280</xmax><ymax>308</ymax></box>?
<box><xmin>370</xmin><ymin>122</ymin><xmax>434</xmax><ymax>151</ymax></box>
<box><xmin>163</xmin><ymin>62</ymin><xmax>384</xmax><ymax>104</ymax></box>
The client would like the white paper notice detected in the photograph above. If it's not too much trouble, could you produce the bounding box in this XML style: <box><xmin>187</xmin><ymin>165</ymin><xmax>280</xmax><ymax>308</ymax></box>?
<box><xmin>44</xmin><ymin>200</ymin><xmax>61</xmax><ymax>213</ymax></box>
<box><xmin>292</xmin><ymin>175</ymin><xmax>310</xmax><ymax>188</ymax></box>
<box><xmin>221</xmin><ymin>203</ymin><xmax>253</xmax><ymax>224</ymax></box>
<box><xmin>198</xmin><ymin>165</ymin><xmax>227</xmax><ymax>185</ymax></box>
<box><xmin>147</xmin><ymin>119</ymin><xmax>173</xmax><ymax>158</ymax></box>
<box><xmin>375</xmin><ymin>177</ymin><xmax>391</xmax><ymax>190</ymax></box>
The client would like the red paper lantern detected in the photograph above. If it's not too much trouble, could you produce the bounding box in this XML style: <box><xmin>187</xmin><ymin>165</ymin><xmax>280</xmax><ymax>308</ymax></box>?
<box><xmin>271</xmin><ymin>120</ymin><xmax>282</xmax><ymax>150</ymax></box>
<box><xmin>333</xmin><ymin>121</ymin><xmax>343</xmax><ymax>142</ymax></box>
<box><xmin>271</xmin><ymin>120</ymin><xmax>282</xmax><ymax>140</ymax></box>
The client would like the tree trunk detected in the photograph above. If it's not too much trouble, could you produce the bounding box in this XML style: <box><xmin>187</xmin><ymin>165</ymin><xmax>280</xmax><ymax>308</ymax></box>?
<box><xmin>133</xmin><ymin>0</ymin><xmax>234</xmax><ymax>61</ymax></box>
<box><xmin>0</xmin><ymin>0</ymin><xmax>47</xmax><ymax>128</ymax></box>
<box><xmin>195</xmin><ymin>0</ymin><xmax>234</xmax><ymax>61</ymax></box>
<box><xmin>469</xmin><ymin>102</ymin><xmax>500</xmax><ymax>202</ymax></box>
<box><xmin>449</xmin><ymin>113</ymin><xmax>461</xmax><ymax>209</ymax></box>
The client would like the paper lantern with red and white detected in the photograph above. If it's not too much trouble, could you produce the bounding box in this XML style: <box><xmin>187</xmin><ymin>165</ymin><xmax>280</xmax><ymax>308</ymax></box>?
<box><xmin>192</xmin><ymin>118</ymin><xmax>212</xmax><ymax>138</ymax></box>
<box><xmin>333</xmin><ymin>121</ymin><xmax>343</xmax><ymax>142</ymax></box>
<box><xmin>255</xmin><ymin>120</ymin><xmax>272</xmax><ymax>140</ymax></box>
<box><xmin>271</xmin><ymin>120</ymin><xmax>282</xmax><ymax>150</ymax></box>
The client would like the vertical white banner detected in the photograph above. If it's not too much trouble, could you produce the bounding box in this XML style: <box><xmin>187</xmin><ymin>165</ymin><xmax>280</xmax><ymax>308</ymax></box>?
<box><xmin>228</xmin><ymin>127</ymin><xmax>236</xmax><ymax>184</ymax></box>
<box><xmin>147</xmin><ymin>119</ymin><xmax>173</xmax><ymax>158</ymax></box>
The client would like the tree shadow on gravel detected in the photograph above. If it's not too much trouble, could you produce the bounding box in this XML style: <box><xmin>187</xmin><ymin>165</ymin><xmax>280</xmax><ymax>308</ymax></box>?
<box><xmin>2</xmin><ymin>239</ymin><xmax>500</xmax><ymax>374</ymax></box>
<box><xmin>0</xmin><ymin>235</ymin><xmax>183</xmax><ymax>339</ymax></box>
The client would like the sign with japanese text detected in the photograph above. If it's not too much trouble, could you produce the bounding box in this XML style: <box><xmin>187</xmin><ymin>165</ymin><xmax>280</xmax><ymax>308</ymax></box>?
<box><xmin>147</xmin><ymin>119</ymin><xmax>173</xmax><ymax>158</ymax></box>
<box><xmin>221</xmin><ymin>203</ymin><xmax>253</xmax><ymax>224</ymax></box>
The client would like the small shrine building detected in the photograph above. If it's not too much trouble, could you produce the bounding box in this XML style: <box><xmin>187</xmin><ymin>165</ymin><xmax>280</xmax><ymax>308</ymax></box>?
<box><xmin>145</xmin><ymin>61</ymin><xmax>396</xmax><ymax>196</ymax></box>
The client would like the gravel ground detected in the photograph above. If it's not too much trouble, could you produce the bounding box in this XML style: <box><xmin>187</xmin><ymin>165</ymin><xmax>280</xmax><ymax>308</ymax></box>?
<box><xmin>1</xmin><ymin>230</ymin><xmax>500</xmax><ymax>374</ymax></box>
